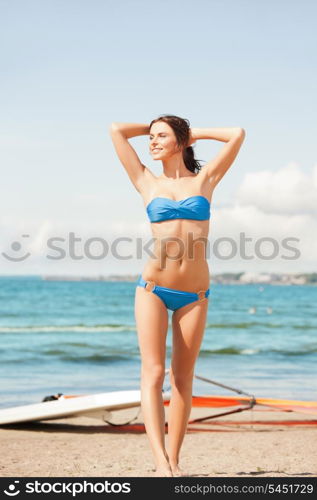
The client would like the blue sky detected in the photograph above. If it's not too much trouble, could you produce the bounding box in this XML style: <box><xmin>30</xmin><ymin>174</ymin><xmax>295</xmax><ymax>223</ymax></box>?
<box><xmin>1</xmin><ymin>0</ymin><xmax>316</xmax><ymax>275</ymax></box>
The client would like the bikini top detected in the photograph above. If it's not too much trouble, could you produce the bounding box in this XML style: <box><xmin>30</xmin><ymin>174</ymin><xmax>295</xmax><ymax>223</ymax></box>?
<box><xmin>146</xmin><ymin>195</ymin><xmax>211</xmax><ymax>223</ymax></box>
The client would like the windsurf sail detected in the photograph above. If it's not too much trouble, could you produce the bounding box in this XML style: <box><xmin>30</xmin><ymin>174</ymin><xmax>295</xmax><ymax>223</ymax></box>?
<box><xmin>162</xmin><ymin>372</ymin><xmax>317</xmax><ymax>422</ymax></box>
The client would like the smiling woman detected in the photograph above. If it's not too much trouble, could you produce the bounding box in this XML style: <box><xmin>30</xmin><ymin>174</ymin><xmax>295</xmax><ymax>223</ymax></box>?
<box><xmin>149</xmin><ymin>115</ymin><xmax>203</xmax><ymax>175</ymax></box>
<box><xmin>109</xmin><ymin>114</ymin><xmax>245</xmax><ymax>476</ymax></box>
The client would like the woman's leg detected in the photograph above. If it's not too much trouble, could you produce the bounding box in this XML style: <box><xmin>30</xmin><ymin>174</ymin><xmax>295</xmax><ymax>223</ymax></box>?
<box><xmin>167</xmin><ymin>298</ymin><xmax>209</xmax><ymax>475</ymax></box>
<box><xmin>134</xmin><ymin>286</ymin><xmax>171</xmax><ymax>476</ymax></box>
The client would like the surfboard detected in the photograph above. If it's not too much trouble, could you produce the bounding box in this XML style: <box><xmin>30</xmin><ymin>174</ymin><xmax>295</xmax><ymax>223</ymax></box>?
<box><xmin>0</xmin><ymin>390</ymin><xmax>171</xmax><ymax>425</ymax></box>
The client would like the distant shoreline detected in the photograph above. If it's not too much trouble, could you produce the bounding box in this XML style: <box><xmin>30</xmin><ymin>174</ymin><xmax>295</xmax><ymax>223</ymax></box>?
<box><xmin>1</xmin><ymin>273</ymin><xmax>316</xmax><ymax>285</ymax></box>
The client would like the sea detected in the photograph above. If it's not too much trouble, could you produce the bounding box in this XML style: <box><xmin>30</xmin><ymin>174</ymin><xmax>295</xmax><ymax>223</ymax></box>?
<box><xmin>0</xmin><ymin>276</ymin><xmax>316</xmax><ymax>409</ymax></box>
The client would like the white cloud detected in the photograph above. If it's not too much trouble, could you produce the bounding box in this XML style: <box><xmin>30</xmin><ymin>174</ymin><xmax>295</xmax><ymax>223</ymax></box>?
<box><xmin>28</xmin><ymin>220</ymin><xmax>53</xmax><ymax>255</ymax></box>
<box><xmin>235</xmin><ymin>162</ymin><xmax>317</xmax><ymax>215</ymax></box>
<box><xmin>211</xmin><ymin>204</ymin><xmax>317</xmax><ymax>272</ymax></box>
<box><xmin>209</xmin><ymin>163</ymin><xmax>317</xmax><ymax>272</ymax></box>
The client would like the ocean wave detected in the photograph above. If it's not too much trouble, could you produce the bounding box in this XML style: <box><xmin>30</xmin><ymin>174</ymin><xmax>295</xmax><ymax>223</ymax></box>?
<box><xmin>3</xmin><ymin>350</ymin><xmax>139</xmax><ymax>364</ymax></box>
<box><xmin>59</xmin><ymin>353</ymin><xmax>137</xmax><ymax>363</ymax></box>
<box><xmin>0</xmin><ymin>321</ymin><xmax>316</xmax><ymax>333</ymax></box>
<box><xmin>199</xmin><ymin>346</ymin><xmax>317</xmax><ymax>356</ymax></box>
<box><xmin>0</xmin><ymin>324</ymin><xmax>137</xmax><ymax>333</ymax></box>
<box><xmin>199</xmin><ymin>347</ymin><xmax>260</xmax><ymax>355</ymax></box>
<box><xmin>205</xmin><ymin>322</ymin><xmax>283</xmax><ymax>329</ymax></box>
<box><xmin>206</xmin><ymin>322</ymin><xmax>317</xmax><ymax>330</ymax></box>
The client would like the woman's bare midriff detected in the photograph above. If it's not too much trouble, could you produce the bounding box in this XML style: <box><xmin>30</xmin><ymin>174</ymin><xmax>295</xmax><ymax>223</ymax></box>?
<box><xmin>141</xmin><ymin>218</ymin><xmax>211</xmax><ymax>292</ymax></box>
<box><xmin>139</xmin><ymin>170</ymin><xmax>213</xmax><ymax>292</ymax></box>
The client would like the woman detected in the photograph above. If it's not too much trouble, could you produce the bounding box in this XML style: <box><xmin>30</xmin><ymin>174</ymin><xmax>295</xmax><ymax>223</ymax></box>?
<box><xmin>109</xmin><ymin>115</ymin><xmax>245</xmax><ymax>476</ymax></box>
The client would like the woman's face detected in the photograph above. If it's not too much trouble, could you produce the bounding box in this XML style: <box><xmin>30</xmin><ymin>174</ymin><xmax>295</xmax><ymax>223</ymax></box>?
<box><xmin>149</xmin><ymin>121</ymin><xmax>181</xmax><ymax>160</ymax></box>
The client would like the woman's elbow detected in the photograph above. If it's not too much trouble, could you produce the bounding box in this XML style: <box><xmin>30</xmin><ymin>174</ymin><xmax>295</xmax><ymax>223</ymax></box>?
<box><xmin>109</xmin><ymin>122</ymin><xmax>121</xmax><ymax>134</ymax></box>
<box><xmin>232</xmin><ymin>127</ymin><xmax>246</xmax><ymax>142</ymax></box>
<box><xmin>237</xmin><ymin>127</ymin><xmax>246</xmax><ymax>138</ymax></box>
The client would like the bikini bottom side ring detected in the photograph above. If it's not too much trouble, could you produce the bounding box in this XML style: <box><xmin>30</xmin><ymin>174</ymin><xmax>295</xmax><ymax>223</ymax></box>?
<box><xmin>136</xmin><ymin>275</ymin><xmax>210</xmax><ymax>312</ymax></box>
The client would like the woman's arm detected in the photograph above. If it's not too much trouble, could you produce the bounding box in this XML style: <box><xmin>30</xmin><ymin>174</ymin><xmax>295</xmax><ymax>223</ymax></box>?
<box><xmin>111</xmin><ymin>122</ymin><xmax>149</xmax><ymax>138</ymax></box>
<box><xmin>190</xmin><ymin>126</ymin><xmax>246</xmax><ymax>187</ymax></box>
<box><xmin>109</xmin><ymin>122</ymin><xmax>151</xmax><ymax>192</ymax></box>
<box><xmin>191</xmin><ymin>126</ymin><xmax>244</xmax><ymax>143</ymax></box>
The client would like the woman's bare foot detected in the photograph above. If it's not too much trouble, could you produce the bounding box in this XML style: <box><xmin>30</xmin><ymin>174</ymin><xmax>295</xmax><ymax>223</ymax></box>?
<box><xmin>169</xmin><ymin>462</ymin><xmax>189</xmax><ymax>477</ymax></box>
<box><xmin>154</xmin><ymin>461</ymin><xmax>173</xmax><ymax>477</ymax></box>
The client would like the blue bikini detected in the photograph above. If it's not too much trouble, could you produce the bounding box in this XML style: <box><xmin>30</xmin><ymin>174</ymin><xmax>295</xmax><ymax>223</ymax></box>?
<box><xmin>146</xmin><ymin>195</ymin><xmax>210</xmax><ymax>223</ymax></box>
<box><xmin>136</xmin><ymin>195</ymin><xmax>211</xmax><ymax>312</ymax></box>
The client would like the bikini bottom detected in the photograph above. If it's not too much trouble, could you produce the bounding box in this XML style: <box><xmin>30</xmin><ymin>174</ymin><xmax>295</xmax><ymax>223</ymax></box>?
<box><xmin>136</xmin><ymin>275</ymin><xmax>210</xmax><ymax>312</ymax></box>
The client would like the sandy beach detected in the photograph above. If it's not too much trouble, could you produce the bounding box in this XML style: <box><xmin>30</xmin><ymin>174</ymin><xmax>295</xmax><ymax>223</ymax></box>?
<box><xmin>0</xmin><ymin>405</ymin><xmax>316</xmax><ymax>478</ymax></box>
